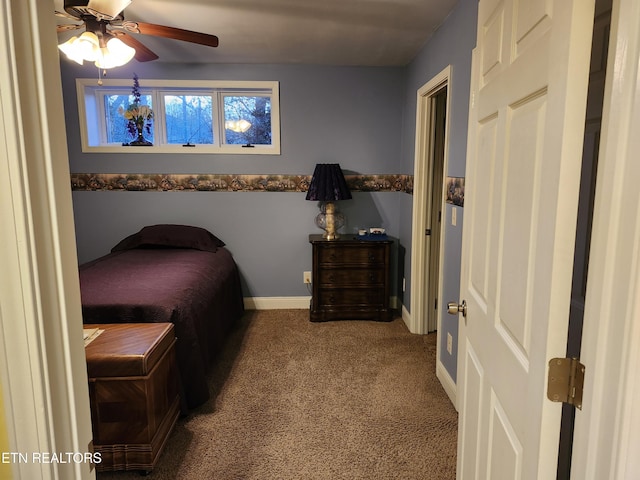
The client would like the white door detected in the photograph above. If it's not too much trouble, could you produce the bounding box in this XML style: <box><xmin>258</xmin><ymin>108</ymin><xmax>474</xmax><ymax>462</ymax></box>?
<box><xmin>456</xmin><ymin>0</ymin><xmax>595</xmax><ymax>478</ymax></box>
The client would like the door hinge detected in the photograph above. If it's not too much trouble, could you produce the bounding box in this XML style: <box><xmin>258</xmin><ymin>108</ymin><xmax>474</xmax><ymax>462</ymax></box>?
<box><xmin>547</xmin><ymin>357</ymin><xmax>585</xmax><ymax>410</ymax></box>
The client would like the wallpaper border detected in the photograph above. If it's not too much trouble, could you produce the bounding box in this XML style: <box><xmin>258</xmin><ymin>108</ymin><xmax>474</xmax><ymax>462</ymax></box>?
<box><xmin>70</xmin><ymin>173</ymin><xmax>414</xmax><ymax>194</ymax></box>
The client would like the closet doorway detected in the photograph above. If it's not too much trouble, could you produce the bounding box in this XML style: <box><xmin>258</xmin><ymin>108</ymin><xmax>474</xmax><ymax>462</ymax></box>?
<box><xmin>410</xmin><ymin>66</ymin><xmax>450</xmax><ymax>337</ymax></box>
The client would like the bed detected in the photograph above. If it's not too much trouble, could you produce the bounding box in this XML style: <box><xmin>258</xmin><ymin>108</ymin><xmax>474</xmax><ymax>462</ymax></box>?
<box><xmin>79</xmin><ymin>224</ymin><xmax>244</xmax><ymax>410</ymax></box>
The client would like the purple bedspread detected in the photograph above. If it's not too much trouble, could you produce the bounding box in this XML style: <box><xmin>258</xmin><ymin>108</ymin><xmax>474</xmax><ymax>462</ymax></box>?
<box><xmin>79</xmin><ymin>247</ymin><xmax>244</xmax><ymax>409</ymax></box>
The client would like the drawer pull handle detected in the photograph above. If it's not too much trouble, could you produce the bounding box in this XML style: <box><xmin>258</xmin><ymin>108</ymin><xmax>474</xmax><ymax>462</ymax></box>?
<box><xmin>328</xmin><ymin>274</ymin><xmax>335</xmax><ymax>282</ymax></box>
<box><xmin>369</xmin><ymin>273</ymin><xmax>375</xmax><ymax>282</ymax></box>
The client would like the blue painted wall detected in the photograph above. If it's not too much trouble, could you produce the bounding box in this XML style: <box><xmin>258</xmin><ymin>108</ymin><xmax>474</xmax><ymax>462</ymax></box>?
<box><xmin>62</xmin><ymin>63</ymin><xmax>406</xmax><ymax>175</ymax></box>
<box><xmin>398</xmin><ymin>0</ymin><xmax>478</xmax><ymax>382</ymax></box>
<box><xmin>62</xmin><ymin>62</ymin><xmax>407</xmax><ymax>297</ymax></box>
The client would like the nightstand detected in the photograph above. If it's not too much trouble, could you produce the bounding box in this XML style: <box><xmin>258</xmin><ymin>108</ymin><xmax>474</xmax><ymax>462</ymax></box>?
<box><xmin>309</xmin><ymin>234</ymin><xmax>392</xmax><ymax>322</ymax></box>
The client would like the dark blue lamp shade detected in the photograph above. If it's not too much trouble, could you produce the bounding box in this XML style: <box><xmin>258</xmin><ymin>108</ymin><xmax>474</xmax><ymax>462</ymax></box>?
<box><xmin>305</xmin><ymin>163</ymin><xmax>352</xmax><ymax>201</ymax></box>
<box><xmin>306</xmin><ymin>164</ymin><xmax>352</xmax><ymax>239</ymax></box>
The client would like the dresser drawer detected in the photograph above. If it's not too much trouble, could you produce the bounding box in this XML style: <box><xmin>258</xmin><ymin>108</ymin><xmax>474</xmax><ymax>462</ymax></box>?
<box><xmin>317</xmin><ymin>244</ymin><xmax>386</xmax><ymax>266</ymax></box>
<box><xmin>318</xmin><ymin>268</ymin><xmax>385</xmax><ymax>286</ymax></box>
<box><xmin>317</xmin><ymin>287</ymin><xmax>386</xmax><ymax>307</ymax></box>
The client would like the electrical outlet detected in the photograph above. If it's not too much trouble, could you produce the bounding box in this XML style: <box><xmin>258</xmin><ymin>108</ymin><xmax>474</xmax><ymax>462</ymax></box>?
<box><xmin>303</xmin><ymin>271</ymin><xmax>312</xmax><ymax>284</ymax></box>
<box><xmin>447</xmin><ymin>333</ymin><xmax>453</xmax><ymax>355</ymax></box>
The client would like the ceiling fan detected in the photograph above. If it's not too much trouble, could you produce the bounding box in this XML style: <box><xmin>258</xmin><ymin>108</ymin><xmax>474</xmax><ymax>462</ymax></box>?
<box><xmin>56</xmin><ymin>0</ymin><xmax>219</xmax><ymax>68</ymax></box>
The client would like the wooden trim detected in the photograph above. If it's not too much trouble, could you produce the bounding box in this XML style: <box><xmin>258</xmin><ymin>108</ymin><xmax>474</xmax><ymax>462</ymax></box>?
<box><xmin>0</xmin><ymin>1</ymin><xmax>93</xmax><ymax>478</ymax></box>
<box><xmin>244</xmin><ymin>297</ymin><xmax>312</xmax><ymax>310</ymax></box>
<box><xmin>571</xmin><ymin>0</ymin><xmax>640</xmax><ymax>477</ymax></box>
<box><xmin>410</xmin><ymin>65</ymin><xmax>452</xmax><ymax>335</ymax></box>
<box><xmin>436</xmin><ymin>362</ymin><xmax>458</xmax><ymax>410</ymax></box>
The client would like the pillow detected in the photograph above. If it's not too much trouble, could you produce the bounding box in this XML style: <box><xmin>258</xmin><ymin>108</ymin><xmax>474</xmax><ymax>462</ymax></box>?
<box><xmin>111</xmin><ymin>224</ymin><xmax>225</xmax><ymax>253</ymax></box>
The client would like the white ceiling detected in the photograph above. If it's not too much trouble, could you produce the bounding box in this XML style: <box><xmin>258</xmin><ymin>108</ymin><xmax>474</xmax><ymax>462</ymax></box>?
<box><xmin>53</xmin><ymin>0</ymin><xmax>460</xmax><ymax>66</ymax></box>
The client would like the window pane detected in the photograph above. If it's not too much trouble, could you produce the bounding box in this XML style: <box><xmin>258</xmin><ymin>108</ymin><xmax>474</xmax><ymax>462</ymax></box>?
<box><xmin>223</xmin><ymin>95</ymin><xmax>272</xmax><ymax>145</ymax></box>
<box><xmin>164</xmin><ymin>95</ymin><xmax>213</xmax><ymax>144</ymax></box>
<box><xmin>105</xmin><ymin>94</ymin><xmax>153</xmax><ymax>144</ymax></box>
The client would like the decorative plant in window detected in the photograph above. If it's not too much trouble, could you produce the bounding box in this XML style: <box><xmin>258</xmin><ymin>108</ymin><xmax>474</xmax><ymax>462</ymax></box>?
<box><xmin>118</xmin><ymin>74</ymin><xmax>153</xmax><ymax>146</ymax></box>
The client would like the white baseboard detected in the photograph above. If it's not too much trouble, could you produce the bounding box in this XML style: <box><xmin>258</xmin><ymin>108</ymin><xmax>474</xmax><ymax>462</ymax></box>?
<box><xmin>401</xmin><ymin>300</ymin><xmax>457</xmax><ymax>408</ymax></box>
<box><xmin>246</xmin><ymin>296</ymin><xmax>401</xmax><ymax>312</ymax></box>
<box><xmin>436</xmin><ymin>361</ymin><xmax>458</xmax><ymax>411</ymax></box>
<box><xmin>244</xmin><ymin>296</ymin><xmax>311</xmax><ymax>310</ymax></box>
<box><xmin>400</xmin><ymin>303</ymin><xmax>411</xmax><ymax>331</ymax></box>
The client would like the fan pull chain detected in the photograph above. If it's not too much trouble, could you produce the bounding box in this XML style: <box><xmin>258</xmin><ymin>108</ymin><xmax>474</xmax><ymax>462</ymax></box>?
<box><xmin>97</xmin><ymin>68</ymin><xmax>108</xmax><ymax>86</ymax></box>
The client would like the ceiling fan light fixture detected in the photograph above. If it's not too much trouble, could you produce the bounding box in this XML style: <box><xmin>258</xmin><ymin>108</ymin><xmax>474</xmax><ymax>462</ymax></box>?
<box><xmin>58</xmin><ymin>36</ymin><xmax>84</xmax><ymax>64</ymax></box>
<box><xmin>58</xmin><ymin>31</ymin><xmax>100</xmax><ymax>64</ymax></box>
<box><xmin>57</xmin><ymin>0</ymin><xmax>219</xmax><ymax>69</ymax></box>
<box><xmin>95</xmin><ymin>37</ymin><xmax>135</xmax><ymax>68</ymax></box>
<box><xmin>76</xmin><ymin>31</ymin><xmax>100</xmax><ymax>60</ymax></box>
<box><xmin>86</xmin><ymin>0</ymin><xmax>132</xmax><ymax>21</ymax></box>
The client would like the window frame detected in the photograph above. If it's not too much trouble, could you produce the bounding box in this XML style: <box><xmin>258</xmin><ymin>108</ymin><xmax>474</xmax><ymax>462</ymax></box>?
<box><xmin>75</xmin><ymin>78</ymin><xmax>281</xmax><ymax>154</ymax></box>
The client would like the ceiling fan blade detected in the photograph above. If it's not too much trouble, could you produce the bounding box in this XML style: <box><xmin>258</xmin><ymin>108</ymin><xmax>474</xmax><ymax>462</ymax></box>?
<box><xmin>57</xmin><ymin>23</ymin><xmax>84</xmax><ymax>33</ymax></box>
<box><xmin>55</xmin><ymin>9</ymin><xmax>79</xmax><ymax>20</ymax></box>
<box><xmin>134</xmin><ymin>22</ymin><xmax>219</xmax><ymax>48</ymax></box>
<box><xmin>112</xmin><ymin>32</ymin><xmax>159</xmax><ymax>62</ymax></box>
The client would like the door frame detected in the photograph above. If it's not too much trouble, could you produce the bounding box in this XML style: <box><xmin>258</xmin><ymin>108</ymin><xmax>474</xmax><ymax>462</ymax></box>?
<box><xmin>571</xmin><ymin>0</ymin><xmax>640</xmax><ymax>476</ymax></box>
<box><xmin>0</xmin><ymin>1</ymin><xmax>94</xmax><ymax>479</ymax></box>
<box><xmin>409</xmin><ymin>65</ymin><xmax>452</xmax><ymax>336</ymax></box>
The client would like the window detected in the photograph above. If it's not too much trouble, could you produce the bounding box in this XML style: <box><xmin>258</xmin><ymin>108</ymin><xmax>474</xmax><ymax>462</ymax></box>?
<box><xmin>76</xmin><ymin>79</ymin><xmax>280</xmax><ymax>154</ymax></box>
<box><xmin>104</xmin><ymin>91</ymin><xmax>154</xmax><ymax>144</ymax></box>
<box><xmin>164</xmin><ymin>94</ymin><xmax>213</xmax><ymax>145</ymax></box>
<box><xmin>223</xmin><ymin>94</ymin><xmax>272</xmax><ymax>145</ymax></box>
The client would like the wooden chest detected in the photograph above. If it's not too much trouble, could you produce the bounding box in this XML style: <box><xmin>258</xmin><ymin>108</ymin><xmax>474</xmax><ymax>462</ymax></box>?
<box><xmin>309</xmin><ymin>234</ymin><xmax>393</xmax><ymax>322</ymax></box>
<box><xmin>84</xmin><ymin>323</ymin><xmax>180</xmax><ymax>473</ymax></box>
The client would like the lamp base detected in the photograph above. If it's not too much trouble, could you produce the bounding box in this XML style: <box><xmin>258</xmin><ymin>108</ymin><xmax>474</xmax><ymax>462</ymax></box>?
<box><xmin>315</xmin><ymin>202</ymin><xmax>345</xmax><ymax>240</ymax></box>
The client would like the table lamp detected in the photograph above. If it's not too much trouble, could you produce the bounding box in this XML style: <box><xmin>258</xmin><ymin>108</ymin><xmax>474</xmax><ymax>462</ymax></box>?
<box><xmin>306</xmin><ymin>163</ymin><xmax>352</xmax><ymax>240</ymax></box>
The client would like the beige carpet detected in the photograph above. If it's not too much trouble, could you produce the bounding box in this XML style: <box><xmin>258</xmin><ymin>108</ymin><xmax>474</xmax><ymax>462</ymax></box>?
<box><xmin>97</xmin><ymin>309</ymin><xmax>458</xmax><ymax>479</ymax></box>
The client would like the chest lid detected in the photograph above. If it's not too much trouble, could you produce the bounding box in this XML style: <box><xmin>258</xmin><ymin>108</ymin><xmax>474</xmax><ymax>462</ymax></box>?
<box><xmin>84</xmin><ymin>323</ymin><xmax>175</xmax><ymax>377</ymax></box>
